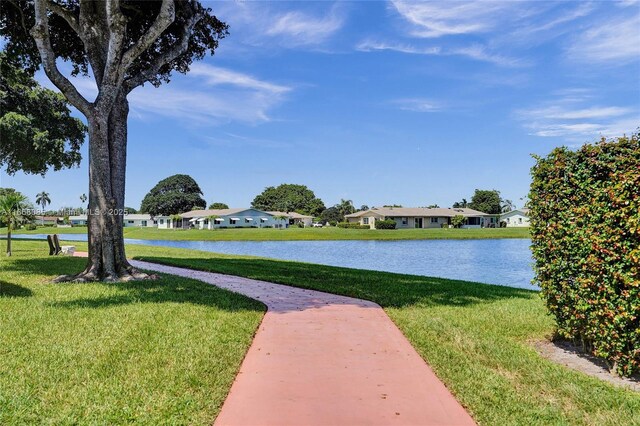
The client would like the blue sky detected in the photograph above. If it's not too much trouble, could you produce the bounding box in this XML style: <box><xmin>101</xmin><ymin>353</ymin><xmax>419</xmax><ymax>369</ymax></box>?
<box><xmin>2</xmin><ymin>0</ymin><xmax>639</xmax><ymax>211</ymax></box>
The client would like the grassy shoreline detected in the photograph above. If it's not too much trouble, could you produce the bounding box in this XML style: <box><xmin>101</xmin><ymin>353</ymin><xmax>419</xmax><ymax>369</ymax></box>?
<box><xmin>4</xmin><ymin>225</ymin><xmax>530</xmax><ymax>241</ymax></box>
<box><xmin>2</xmin><ymin>240</ymin><xmax>637</xmax><ymax>425</ymax></box>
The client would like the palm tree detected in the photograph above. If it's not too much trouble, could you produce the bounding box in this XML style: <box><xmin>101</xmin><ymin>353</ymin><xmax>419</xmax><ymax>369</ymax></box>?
<box><xmin>35</xmin><ymin>191</ymin><xmax>51</xmax><ymax>225</ymax></box>
<box><xmin>501</xmin><ymin>199</ymin><xmax>515</xmax><ymax>213</ymax></box>
<box><xmin>0</xmin><ymin>192</ymin><xmax>28</xmax><ymax>256</ymax></box>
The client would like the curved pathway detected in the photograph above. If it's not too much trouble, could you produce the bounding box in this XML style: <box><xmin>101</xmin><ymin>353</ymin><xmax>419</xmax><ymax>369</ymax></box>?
<box><xmin>129</xmin><ymin>260</ymin><xmax>475</xmax><ymax>425</ymax></box>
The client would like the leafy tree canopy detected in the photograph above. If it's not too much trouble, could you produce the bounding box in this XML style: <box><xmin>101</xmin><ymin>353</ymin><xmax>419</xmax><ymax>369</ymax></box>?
<box><xmin>208</xmin><ymin>202</ymin><xmax>229</xmax><ymax>209</ymax></box>
<box><xmin>251</xmin><ymin>184</ymin><xmax>325</xmax><ymax>216</ymax></box>
<box><xmin>140</xmin><ymin>174</ymin><xmax>206</xmax><ymax>216</ymax></box>
<box><xmin>469</xmin><ymin>189</ymin><xmax>502</xmax><ymax>214</ymax></box>
<box><xmin>124</xmin><ymin>207</ymin><xmax>138</xmax><ymax>214</ymax></box>
<box><xmin>320</xmin><ymin>206</ymin><xmax>342</xmax><ymax>224</ymax></box>
<box><xmin>0</xmin><ymin>52</ymin><xmax>86</xmax><ymax>175</ymax></box>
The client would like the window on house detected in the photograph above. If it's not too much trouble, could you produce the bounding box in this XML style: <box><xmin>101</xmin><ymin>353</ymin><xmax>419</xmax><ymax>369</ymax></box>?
<box><xmin>160</xmin><ymin>219</ymin><xmax>164</xmax><ymax>224</ymax></box>
<box><xmin>128</xmin><ymin>220</ymin><xmax>134</xmax><ymax>224</ymax></box>
<box><xmin>153</xmin><ymin>220</ymin><xmax>157</xmax><ymax>225</ymax></box>
<box><xmin>430</xmin><ymin>217</ymin><xmax>438</xmax><ymax>223</ymax></box>
<box><xmin>230</xmin><ymin>219</ymin><xmax>238</xmax><ymax>225</ymax></box>
<box><xmin>401</xmin><ymin>217</ymin><xmax>408</xmax><ymax>225</ymax></box>
<box><xmin>204</xmin><ymin>219</ymin><xmax>209</xmax><ymax>225</ymax></box>
<box><xmin>363</xmin><ymin>217</ymin><xmax>369</xmax><ymax>225</ymax></box>
<box><xmin>518</xmin><ymin>218</ymin><xmax>522</xmax><ymax>224</ymax></box>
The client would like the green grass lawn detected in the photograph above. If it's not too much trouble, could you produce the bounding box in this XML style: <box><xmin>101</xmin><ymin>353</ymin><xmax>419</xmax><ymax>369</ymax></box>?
<box><xmin>0</xmin><ymin>241</ymin><xmax>264</xmax><ymax>424</ymax></box>
<box><xmin>2</xmin><ymin>239</ymin><xmax>638</xmax><ymax>425</ymax></box>
<box><xmin>125</xmin><ymin>244</ymin><xmax>640</xmax><ymax>426</ymax></box>
<box><xmin>5</xmin><ymin>225</ymin><xmax>530</xmax><ymax>241</ymax></box>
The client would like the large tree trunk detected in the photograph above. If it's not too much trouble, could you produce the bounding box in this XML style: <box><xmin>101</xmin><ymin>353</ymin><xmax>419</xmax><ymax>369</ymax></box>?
<box><xmin>57</xmin><ymin>93</ymin><xmax>150</xmax><ymax>282</ymax></box>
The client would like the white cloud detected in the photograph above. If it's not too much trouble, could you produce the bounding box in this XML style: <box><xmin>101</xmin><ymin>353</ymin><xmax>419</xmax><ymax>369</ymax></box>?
<box><xmin>212</xmin><ymin>1</ymin><xmax>345</xmax><ymax>49</ymax></box>
<box><xmin>517</xmin><ymin>95</ymin><xmax>639</xmax><ymax>140</ymax></box>
<box><xmin>567</xmin><ymin>13</ymin><xmax>640</xmax><ymax>63</ymax></box>
<box><xmin>37</xmin><ymin>64</ymin><xmax>292</xmax><ymax>125</ymax></box>
<box><xmin>127</xmin><ymin>66</ymin><xmax>292</xmax><ymax>125</ymax></box>
<box><xmin>356</xmin><ymin>40</ymin><xmax>524</xmax><ymax>67</ymax></box>
<box><xmin>189</xmin><ymin>63</ymin><xmax>290</xmax><ymax>94</ymax></box>
<box><xmin>266</xmin><ymin>9</ymin><xmax>344</xmax><ymax>46</ymax></box>
<box><xmin>393</xmin><ymin>98</ymin><xmax>444</xmax><ymax>112</ymax></box>
<box><xmin>390</xmin><ymin>0</ymin><xmax>522</xmax><ymax>38</ymax></box>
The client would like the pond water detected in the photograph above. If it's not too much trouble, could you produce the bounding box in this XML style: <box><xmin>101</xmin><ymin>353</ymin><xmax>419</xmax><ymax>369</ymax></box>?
<box><xmin>11</xmin><ymin>234</ymin><xmax>536</xmax><ymax>289</ymax></box>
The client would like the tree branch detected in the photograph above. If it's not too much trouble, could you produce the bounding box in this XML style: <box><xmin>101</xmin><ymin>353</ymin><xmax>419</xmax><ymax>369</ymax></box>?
<box><xmin>31</xmin><ymin>0</ymin><xmax>92</xmax><ymax>116</ymax></box>
<box><xmin>48</xmin><ymin>0</ymin><xmax>79</xmax><ymax>33</ymax></box>
<box><xmin>94</xmin><ymin>0</ymin><xmax>127</xmax><ymax>109</ymax></box>
<box><xmin>123</xmin><ymin>12</ymin><xmax>202</xmax><ymax>93</ymax></box>
<box><xmin>120</xmin><ymin>0</ymin><xmax>175</xmax><ymax>70</ymax></box>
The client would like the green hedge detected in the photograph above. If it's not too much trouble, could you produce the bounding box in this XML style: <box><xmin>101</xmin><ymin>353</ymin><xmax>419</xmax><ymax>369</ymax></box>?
<box><xmin>375</xmin><ymin>219</ymin><xmax>397</xmax><ymax>230</ymax></box>
<box><xmin>529</xmin><ymin>133</ymin><xmax>640</xmax><ymax>377</ymax></box>
<box><xmin>337</xmin><ymin>222</ymin><xmax>370</xmax><ymax>229</ymax></box>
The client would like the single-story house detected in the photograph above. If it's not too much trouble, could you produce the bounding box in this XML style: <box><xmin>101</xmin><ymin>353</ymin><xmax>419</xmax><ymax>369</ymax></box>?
<box><xmin>500</xmin><ymin>208</ymin><xmax>530</xmax><ymax>227</ymax></box>
<box><xmin>158</xmin><ymin>208</ymin><xmax>292</xmax><ymax>230</ymax></box>
<box><xmin>69</xmin><ymin>215</ymin><xmax>87</xmax><ymax>226</ymax></box>
<box><xmin>345</xmin><ymin>207</ymin><xmax>497</xmax><ymax>229</ymax></box>
<box><xmin>268</xmin><ymin>211</ymin><xmax>314</xmax><ymax>227</ymax></box>
<box><xmin>69</xmin><ymin>214</ymin><xmax>156</xmax><ymax>227</ymax></box>
<box><xmin>33</xmin><ymin>216</ymin><xmax>61</xmax><ymax>226</ymax></box>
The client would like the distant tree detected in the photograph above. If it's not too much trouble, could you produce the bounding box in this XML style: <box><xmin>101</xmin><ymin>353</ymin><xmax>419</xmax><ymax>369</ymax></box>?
<box><xmin>251</xmin><ymin>184</ymin><xmax>325</xmax><ymax>216</ymax></box>
<box><xmin>140</xmin><ymin>174</ymin><xmax>206</xmax><ymax>216</ymax></box>
<box><xmin>208</xmin><ymin>202</ymin><xmax>229</xmax><ymax>209</ymax></box>
<box><xmin>501</xmin><ymin>199</ymin><xmax>515</xmax><ymax>213</ymax></box>
<box><xmin>452</xmin><ymin>198</ymin><xmax>468</xmax><ymax>208</ymax></box>
<box><xmin>359</xmin><ymin>205</ymin><xmax>369</xmax><ymax>211</ymax></box>
<box><xmin>0</xmin><ymin>191</ymin><xmax>29</xmax><ymax>256</ymax></box>
<box><xmin>336</xmin><ymin>199</ymin><xmax>356</xmax><ymax>217</ymax></box>
<box><xmin>35</xmin><ymin>191</ymin><xmax>50</xmax><ymax>224</ymax></box>
<box><xmin>425</xmin><ymin>204</ymin><xmax>440</xmax><ymax>208</ymax></box>
<box><xmin>320</xmin><ymin>206</ymin><xmax>342</xmax><ymax>224</ymax></box>
<box><xmin>383</xmin><ymin>204</ymin><xmax>403</xmax><ymax>208</ymax></box>
<box><xmin>0</xmin><ymin>52</ymin><xmax>86</xmax><ymax>176</ymax></box>
<box><xmin>124</xmin><ymin>207</ymin><xmax>137</xmax><ymax>214</ymax></box>
<box><xmin>469</xmin><ymin>189</ymin><xmax>502</xmax><ymax>214</ymax></box>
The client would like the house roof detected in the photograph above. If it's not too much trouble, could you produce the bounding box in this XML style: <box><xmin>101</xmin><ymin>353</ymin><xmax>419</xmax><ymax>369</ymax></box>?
<box><xmin>122</xmin><ymin>214</ymin><xmax>153</xmax><ymax>220</ymax></box>
<box><xmin>35</xmin><ymin>215</ymin><xmax>60</xmax><ymax>221</ymax></box>
<box><xmin>268</xmin><ymin>211</ymin><xmax>314</xmax><ymax>219</ymax></box>
<box><xmin>345</xmin><ymin>207</ymin><xmax>492</xmax><ymax>218</ymax></box>
<box><xmin>180</xmin><ymin>208</ymin><xmax>252</xmax><ymax>218</ymax></box>
<box><xmin>500</xmin><ymin>208</ymin><xmax>530</xmax><ymax>218</ymax></box>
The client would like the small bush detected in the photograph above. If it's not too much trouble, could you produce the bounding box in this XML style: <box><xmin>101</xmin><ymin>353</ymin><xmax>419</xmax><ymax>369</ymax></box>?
<box><xmin>451</xmin><ymin>215</ymin><xmax>465</xmax><ymax>228</ymax></box>
<box><xmin>440</xmin><ymin>223</ymin><xmax>449</xmax><ymax>229</ymax></box>
<box><xmin>529</xmin><ymin>133</ymin><xmax>640</xmax><ymax>377</ymax></box>
<box><xmin>329</xmin><ymin>220</ymin><xmax>337</xmax><ymax>227</ymax></box>
<box><xmin>375</xmin><ymin>219</ymin><xmax>397</xmax><ymax>230</ymax></box>
<box><xmin>337</xmin><ymin>222</ymin><xmax>370</xmax><ymax>229</ymax></box>
<box><xmin>24</xmin><ymin>223</ymin><xmax>37</xmax><ymax>231</ymax></box>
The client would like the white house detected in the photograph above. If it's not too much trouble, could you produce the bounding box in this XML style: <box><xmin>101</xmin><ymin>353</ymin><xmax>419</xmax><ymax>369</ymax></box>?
<box><xmin>69</xmin><ymin>214</ymin><xmax>156</xmax><ymax>227</ymax></box>
<box><xmin>268</xmin><ymin>211</ymin><xmax>314</xmax><ymax>227</ymax></box>
<box><xmin>500</xmin><ymin>208</ymin><xmax>530</xmax><ymax>227</ymax></box>
<box><xmin>157</xmin><ymin>208</ymin><xmax>298</xmax><ymax>230</ymax></box>
<box><xmin>345</xmin><ymin>207</ymin><xmax>496</xmax><ymax>229</ymax></box>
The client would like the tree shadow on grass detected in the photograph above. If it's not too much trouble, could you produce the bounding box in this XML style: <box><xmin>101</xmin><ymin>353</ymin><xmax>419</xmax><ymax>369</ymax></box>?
<box><xmin>132</xmin><ymin>256</ymin><xmax>538</xmax><ymax>309</ymax></box>
<box><xmin>6</xmin><ymin>257</ymin><xmax>265</xmax><ymax>313</ymax></box>
<box><xmin>0</xmin><ymin>281</ymin><xmax>33</xmax><ymax>298</ymax></box>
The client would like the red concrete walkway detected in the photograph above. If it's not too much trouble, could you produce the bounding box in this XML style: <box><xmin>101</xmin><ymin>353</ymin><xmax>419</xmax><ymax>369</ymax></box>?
<box><xmin>126</xmin><ymin>259</ymin><xmax>476</xmax><ymax>426</ymax></box>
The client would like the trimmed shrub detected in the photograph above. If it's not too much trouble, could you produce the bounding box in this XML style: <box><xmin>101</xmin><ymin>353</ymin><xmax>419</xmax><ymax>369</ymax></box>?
<box><xmin>451</xmin><ymin>215</ymin><xmax>465</xmax><ymax>228</ymax></box>
<box><xmin>337</xmin><ymin>222</ymin><xmax>370</xmax><ymax>229</ymax></box>
<box><xmin>24</xmin><ymin>223</ymin><xmax>37</xmax><ymax>231</ymax></box>
<box><xmin>529</xmin><ymin>133</ymin><xmax>640</xmax><ymax>377</ymax></box>
<box><xmin>375</xmin><ymin>219</ymin><xmax>397</xmax><ymax>230</ymax></box>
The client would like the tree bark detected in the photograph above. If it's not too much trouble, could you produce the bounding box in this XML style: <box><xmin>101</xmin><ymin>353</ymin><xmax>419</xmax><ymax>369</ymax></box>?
<box><xmin>6</xmin><ymin>225</ymin><xmax>12</xmax><ymax>256</ymax></box>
